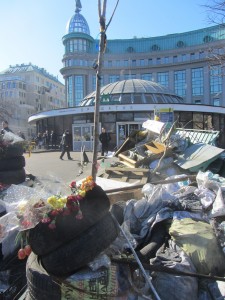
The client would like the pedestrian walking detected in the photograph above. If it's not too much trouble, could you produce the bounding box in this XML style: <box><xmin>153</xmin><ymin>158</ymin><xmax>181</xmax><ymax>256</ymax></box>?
<box><xmin>60</xmin><ymin>129</ymin><xmax>73</xmax><ymax>160</ymax></box>
<box><xmin>99</xmin><ymin>127</ymin><xmax>111</xmax><ymax>156</ymax></box>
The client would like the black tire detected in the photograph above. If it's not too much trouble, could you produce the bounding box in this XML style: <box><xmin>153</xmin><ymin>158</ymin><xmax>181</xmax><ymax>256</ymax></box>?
<box><xmin>0</xmin><ymin>144</ymin><xmax>24</xmax><ymax>159</ymax></box>
<box><xmin>0</xmin><ymin>156</ymin><xmax>25</xmax><ymax>171</ymax></box>
<box><xmin>110</xmin><ymin>201</ymin><xmax>126</xmax><ymax>225</ymax></box>
<box><xmin>28</xmin><ymin>185</ymin><xmax>110</xmax><ymax>256</ymax></box>
<box><xmin>0</xmin><ymin>168</ymin><xmax>26</xmax><ymax>184</ymax></box>
<box><xmin>26</xmin><ymin>252</ymin><xmax>61</xmax><ymax>300</ymax></box>
<box><xmin>41</xmin><ymin>212</ymin><xmax>119</xmax><ymax>277</ymax></box>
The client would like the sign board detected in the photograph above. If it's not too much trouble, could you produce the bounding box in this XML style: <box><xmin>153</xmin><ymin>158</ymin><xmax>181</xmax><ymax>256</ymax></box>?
<box><xmin>154</xmin><ymin>108</ymin><xmax>174</xmax><ymax>128</ymax></box>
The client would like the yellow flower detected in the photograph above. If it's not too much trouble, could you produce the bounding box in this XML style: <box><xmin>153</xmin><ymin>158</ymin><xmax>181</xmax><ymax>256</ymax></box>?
<box><xmin>59</xmin><ymin>197</ymin><xmax>67</xmax><ymax>204</ymax></box>
<box><xmin>47</xmin><ymin>196</ymin><xmax>58</xmax><ymax>208</ymax></box>
<box><xmin>78</xmin><ymin>190</ymin><xmax>86</xmax><ymax>198</ymax></box>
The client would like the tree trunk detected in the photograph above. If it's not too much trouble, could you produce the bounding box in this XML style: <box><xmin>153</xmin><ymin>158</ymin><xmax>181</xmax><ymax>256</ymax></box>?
<box><xmin>91</xmin><ymin>0</ymin><xmax>107</xmax><ymax>180</ymax></box>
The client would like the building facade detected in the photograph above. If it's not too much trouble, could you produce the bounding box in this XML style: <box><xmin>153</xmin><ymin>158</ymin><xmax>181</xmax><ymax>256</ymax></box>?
<box><xmin>28</xmin><ymin>1</ymin><xmax>225</xmax><ymax>150</ymax></box>
<box><xmin>0</xmin><ymin>63</ymin><xmax>65</xmax><ymax>138</ymax></box>
<box><xmin>60</xmin><ymin>2</ymin><xmax>225</xmax><ymax>108</ymax></box>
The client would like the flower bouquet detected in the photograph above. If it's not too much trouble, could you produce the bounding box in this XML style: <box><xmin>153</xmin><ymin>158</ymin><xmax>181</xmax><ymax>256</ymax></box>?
<box><xmin>0</xmin><ymin>176</ymin><xmax>111</xmax><ymax>259</ymax></box>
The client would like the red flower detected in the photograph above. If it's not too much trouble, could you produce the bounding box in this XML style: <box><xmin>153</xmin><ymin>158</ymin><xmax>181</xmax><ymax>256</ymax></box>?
<box><xmin>48</xmin><ymin>222</ymin><xmax>56</xmax><ymax>229</ymax></box>
<box><xmin>62</xmin><ymin>208</ymin><xmax>71</xmax><ymax>216</ymax></box>
<box><xmin>67</xmin><ymin>195</ymin><xmax>77</xmax><ymax>202</ymax></box>
<box><xmin>41</xmin><ymin>217</ymin><xmax>51</xmax><ymax>223</ymax></box>
<box><xmin>76</xmin><ymin>211</ymin><xmax>83</xmax><ymax>220</ymax></box>
<box><xmin>69</xmin><ymin>181</ymin><xmax>76</xmax><ymax>188</ymax></box>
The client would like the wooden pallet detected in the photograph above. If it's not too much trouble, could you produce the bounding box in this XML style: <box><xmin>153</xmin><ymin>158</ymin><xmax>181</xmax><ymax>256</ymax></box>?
<box><xmin>100</xmin><ymin>167</ymin><xmax>149</xmax><ymax>203</ymax></box>
<box><xmin>103</xmin><ymin>167</ymin><xmax>149</xmax><ymax>185</ymax></box>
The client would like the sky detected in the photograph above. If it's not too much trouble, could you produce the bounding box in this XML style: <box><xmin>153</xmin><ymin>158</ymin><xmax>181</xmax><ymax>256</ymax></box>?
<box><xmin>0</xmin><ymin>0</ymin><xmax>213</xmax><ymax>83</ymax></box>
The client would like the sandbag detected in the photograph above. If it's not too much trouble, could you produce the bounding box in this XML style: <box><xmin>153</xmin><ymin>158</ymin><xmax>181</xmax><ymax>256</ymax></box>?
<box><xmin>169</xmin><ymin>218</ymin><xmax>225</xmax><ymax>275</ymax></box>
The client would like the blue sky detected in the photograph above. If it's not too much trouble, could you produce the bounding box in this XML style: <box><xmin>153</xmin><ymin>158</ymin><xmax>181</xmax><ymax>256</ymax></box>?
<box><xmin>0</xmin><ymin>0</ymin><xmax>212</xmax><ymax>83</ymax></box>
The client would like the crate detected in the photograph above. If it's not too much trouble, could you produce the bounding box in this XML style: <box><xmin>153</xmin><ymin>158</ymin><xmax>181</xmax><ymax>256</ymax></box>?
<box><xmin>118</xmin><ymin>151</ymin><xmax>149</xmax><ymax>168</ymax></box>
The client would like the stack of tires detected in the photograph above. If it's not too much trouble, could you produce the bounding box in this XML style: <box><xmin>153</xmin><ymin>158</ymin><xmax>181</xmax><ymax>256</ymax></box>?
<box><xmin>0</xmin><ymin>137</ymin><xmax>27</xmax><ymax>298</ymax></box>
<box><xmin>26</xmin><ymin>185</ymin><xmax>119</xmax><ymax>300</ymax></box>
<box><xmin>0</xmin><ymin>142</ymin><xmax>26</xmax><ymax>185</ymax></box>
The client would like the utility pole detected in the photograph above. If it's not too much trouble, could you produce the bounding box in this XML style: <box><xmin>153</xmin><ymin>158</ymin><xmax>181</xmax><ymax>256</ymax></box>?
<box><xmin>91</xmin><ymin>0</ymin><xmax>107</xmax><ymax>180</ymax></box>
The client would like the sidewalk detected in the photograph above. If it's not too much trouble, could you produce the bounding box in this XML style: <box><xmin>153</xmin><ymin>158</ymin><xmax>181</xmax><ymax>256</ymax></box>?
<box><xmin>25</xmin><ymin>150</ymin><xmax>118</xmax><ymax>185</ymax></box>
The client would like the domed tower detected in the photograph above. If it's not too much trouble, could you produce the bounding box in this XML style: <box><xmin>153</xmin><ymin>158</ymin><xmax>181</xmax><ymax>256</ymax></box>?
<box><xmin>60</xmin><ymin>0</ymin><xmax>95</xmax><ymax>107</ymax></box>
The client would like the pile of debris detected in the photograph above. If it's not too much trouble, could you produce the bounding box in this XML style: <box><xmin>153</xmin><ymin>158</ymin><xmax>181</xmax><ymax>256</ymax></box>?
<box><xmin>0</xmin><ymin>120</ymin><xmax>225</xmax><ymax>299</ymax></box>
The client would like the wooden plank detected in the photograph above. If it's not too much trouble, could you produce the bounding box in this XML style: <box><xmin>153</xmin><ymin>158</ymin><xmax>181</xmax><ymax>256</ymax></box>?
<box><xmin>105</xmin><ymin>167</ymin><xmax>149</xmax><ymax>173</ymax></box>
<box><xmin>121</xmin><ymin>176</ymin><xmax>128</xmax><ymax>182</ymax></box>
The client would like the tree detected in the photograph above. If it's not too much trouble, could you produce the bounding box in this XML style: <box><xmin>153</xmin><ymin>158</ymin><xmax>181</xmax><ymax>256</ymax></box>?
<box><xmin>204</xmin><ymin>0</ymin><xmax>225</xmax><ymax>24</ymax></box>
<box><xmin>91</xmin><ymin>0</ymin><xmax>107</xmax><ymax>180</ymax></box>
<box><xmin>0</xmin><ymin>98</ymin><xmax>14</xmax><ymax>121</ymax></box>
<box><xmin>203</xmin><ymin>1</ymin><xmax>225</xmax><ymax>76</ymax></box>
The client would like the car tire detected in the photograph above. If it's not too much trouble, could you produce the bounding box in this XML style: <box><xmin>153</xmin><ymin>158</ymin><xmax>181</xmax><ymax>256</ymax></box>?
<box><xmin>26</xmin><ymin>252</ymin><xmax>61</xmax><ymax>300</ymax></box>
<box><xmin>28</xmin><ymin>185</ymin><xmax>110</xmax><ymax>256</ymax></box>
<box><xmin>0</xmin><ymin>156</ymin><xmax>25</xmax><ymax>171</ymax></box>
<box><xmin>41</xmin><ymin>212</ymin><xmax>118</xmax><ymax>277</ymax></box>
<box><xmin>0</xmin><ymin>168</ymin><xmax>26</xmax><ymax>184</ymax></box>
<box><xmin>0</xmin><ymin>144</ymin><xmax>24</xmax><ymax>159</ymax></box>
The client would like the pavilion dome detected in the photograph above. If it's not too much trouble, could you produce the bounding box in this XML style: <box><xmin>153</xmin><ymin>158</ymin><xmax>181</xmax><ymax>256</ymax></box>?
<box><xmin>79</xmin><ymin>79</ymin><xmax>184</xmax><ymax>106</ymax></box>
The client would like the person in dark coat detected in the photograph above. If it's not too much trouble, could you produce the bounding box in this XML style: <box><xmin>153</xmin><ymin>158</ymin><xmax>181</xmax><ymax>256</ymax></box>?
<box><xmin>1</xmin><ymin>120</ymin><xmax>13</xmax><ymax>134</ymax></box>
<box><xmin>60</xmin><ymin>130</ymin><xmax>73</xmax><ymax>160</ymax></box>
<box><xmin>50</xmin><ymin>130</ymin><xmax>57</xmax><ymax>149</ymax></box>
<box><xmin>99</xmin><ymin>127</ymin><xmax>111</xmax><ymax>156</ymax></box>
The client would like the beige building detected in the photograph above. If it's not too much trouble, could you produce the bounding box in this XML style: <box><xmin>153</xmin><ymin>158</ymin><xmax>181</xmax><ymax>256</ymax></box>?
<box><xmin>0</xmin><ymin>63</ymin><xmax>65</xmax><ymax>138</ymax></box>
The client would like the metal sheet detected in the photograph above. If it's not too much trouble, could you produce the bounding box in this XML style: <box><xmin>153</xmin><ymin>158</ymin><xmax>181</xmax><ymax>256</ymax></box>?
<box><xmin>175</xmin><ymin>128</ymin><xmax>220</xmax><ymax>146</ymax></box>
<box><xmin>175</xmin><ymin>143</ymin><xmax>224</xmax><ymax>172</ymax></box>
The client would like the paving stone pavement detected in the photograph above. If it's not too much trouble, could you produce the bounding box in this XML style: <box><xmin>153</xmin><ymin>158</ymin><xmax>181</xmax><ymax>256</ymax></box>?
<box><xmin>24</xmin><ymin>150</ymin><xmax>118</xmax><ymax>185</ymax></box>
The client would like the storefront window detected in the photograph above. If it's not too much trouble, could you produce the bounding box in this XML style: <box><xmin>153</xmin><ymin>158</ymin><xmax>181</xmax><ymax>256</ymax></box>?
<box><xmin>117</xmin><ymin>112</ymin><xmax>133</xmax><ymax>121</ymax></box>
<box><xmin>101</xmin><ymin>113</ymin><xmax>116</xmax><ymax>123</ymax></box>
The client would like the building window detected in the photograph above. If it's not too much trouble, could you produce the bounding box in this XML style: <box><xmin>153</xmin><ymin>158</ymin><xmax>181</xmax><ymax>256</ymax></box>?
<box><xmin>177</xmin><ymin>40</ymin><xmax>185</xmax><ymax>48</ymax></box>
<box><xmin>124</xmin><ymin>60</ymin><xmax>129</xmax><ymax>67</ymax></box>
<box><xmin>213</xmin><ymin>98</ymin><xmax>220</xmax><ymax>106</ymax></box>
<box><xmin>148</xmin><ymin>59</ymin><xmax>153</xmax><ymax>65</ymax></box>
<box><xmin>199</xmin><ymin>51</ymin><xmax>204</xmax><ymax>59</ymax></box>
<box><xmin>190</xmin><ymin>53</ymin><xmax>195</xmax><ymax>60</ymax></box>
<box><xmin>67</xmin><ymin>76</ymin><xmax>73</xmax><ymax>107</ymax></box>
<box><xmin>124</xmin><ymin>74</ymin><xmax>136</xmax><ymax>80</ymax></box>
<box><xmin>173</xmin><ymin>56</ymin><xmax>178</xmax><ymax>63</ymax></box>
<box><xmin>127</xmin><ymin>47</ymin><xmax>134</xmax><ymax>53</ymax></box>
<box><xmin>92</xmin><ymin>75</ymin><xmax>96</xmax><ymax>92</ymax></box>
<box><xmin>192</xmin><ymin>68</ymin><xmax>203</xmax><ymax>96</ymax></box>
<box><xmin>74</xmin><ymin>76</ymin><xmax>83</xmax><ymax>106</ymax></box>
<box><xmin>109</xmin><ymin>75</ymin><xmax>120</xmax><ymax>83</ymax></box>
<box><xmin>174</xmin><ymin>70</ymin><xmax>186</xmax><ymax>97</ymax></box>
<box><xmin>194</xmin><ymin>100</ymin><xmax>202</xmax><ymax>104</ymax></box>
<box><xmin>157</xmin><ymin>72</ymin><xmax>169</xmax><ymax>87</ymax></box>
<box><xmin>132</xmin><ymin>60</ymin><xmax>136</xmax><ymax>67</ymax></box>
<box><xmin>210</xmin><ymin>65</ymin><xmax>222</xmax><ymax>94</ymax></box>
<box><xmin>181</xmin><ymin>54</ymin><xmax>186</xmax><ymax>62</ymax></box>
<box><xmin>164</xmin><ymin>57</ymin><xmax>169</xmax><ymax>64</ymax></box>
<box><xmin>140</xmin><ymin>59</ymin><xmax>145</xmax><ymax>66</ymax></box>
<box><xmin>152</xmin><ymin>44</ymin><xmax>160</xmax><ymax>51</ymax></box>
<box><xmin>156</xmin><ymin>58</ymin><xmax>161</xmax><ymax>65</ymax></box>
<box><xmin>115</xmin><ymin>60</ymin><xmax>120</xmax><ymax>67</ymax></box>
<box><xmin>141</xmin><ymin>73</ymin><xmax>152</xmax><ymax>81</ymax></box>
